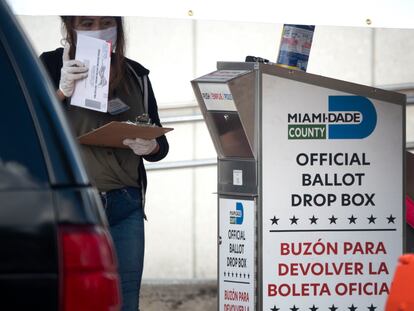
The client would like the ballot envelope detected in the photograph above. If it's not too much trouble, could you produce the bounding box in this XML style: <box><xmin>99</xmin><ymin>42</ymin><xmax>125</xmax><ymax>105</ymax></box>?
<box><xmin>70</xmin><ymin>35</ymin><xmax>111</xmax><ymax>112</ymax></box>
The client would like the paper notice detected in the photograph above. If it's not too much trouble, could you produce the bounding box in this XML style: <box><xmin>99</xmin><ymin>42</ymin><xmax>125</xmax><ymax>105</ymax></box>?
<box><xmin>70</xmin><ymin>34</ymin><xmax>111</xmax><ymax>112</ymax></box>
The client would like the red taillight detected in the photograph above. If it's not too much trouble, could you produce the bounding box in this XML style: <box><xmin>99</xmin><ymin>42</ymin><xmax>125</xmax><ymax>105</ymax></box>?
<box><xmin>59</xmin><ymin>225</ymin><xmax>121</xmax><ymax>311</ymax></box>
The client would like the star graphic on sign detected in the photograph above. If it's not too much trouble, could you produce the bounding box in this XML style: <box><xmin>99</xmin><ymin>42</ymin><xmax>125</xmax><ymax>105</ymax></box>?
<box><xmin>387</xmin><ymin>214</ymin><xmax>396</xmax><ymax>224</ymax></box>
<box><xmin>309</xmin><ymin>305</ymin><xmax>318</xmax><ymax>311</ymax></box>
<box><xmin>290</xmin><ymin>305</ymin><xmax>299</xmax><ymax>311</ymax></box>
<box><xmin>348</xmin><ymin>304</ymin><xmax>357</xmax><ymax>311</ymax></box>
<box><xmin>367</xmin><ymin>304</ymin><xmax>377</xmax><ymax>311</ymax></box>
<box><xmin>367</xmin><ymin>214</ymin><xmax>377</xmax><ymax>224</ymax></box>
<box><xmin>309</xmin><ymin>215</ymin><xmax>318</xmax><ymax>224</ymax></box>
<box><xmin>328</xmin><ymin>305</ymin><xmax>338</xmax><ymax>311</ymax></box>
<box><xmin>270</xmin><ymin>306</ymin><xmax>280</xmax><ymax>311</ymax></box>
<box><xmin>329</xmin><ymin>215</ymin><xmax>338</xmax><ymax>224</ymax></box>
<box><xmin>270</xmin><ymin>216</ymin><xmax>280</xmax><ymax>225</ymax></box>
<box><xmin>348</xmin><ymin>215</ymin><xmax>357</xmax><ymax>224</ymax></box>
<box><xmin>290</xmin><ymin>215</ymin><xmax>299</xmax><ymax>225</ymax></box>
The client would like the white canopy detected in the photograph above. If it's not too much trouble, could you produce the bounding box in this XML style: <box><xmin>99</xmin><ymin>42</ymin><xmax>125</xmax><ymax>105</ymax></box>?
<box><xmin>6</xmin><ymin>0</ymin><xmax>414</xmax><ymax>29</ymax></box>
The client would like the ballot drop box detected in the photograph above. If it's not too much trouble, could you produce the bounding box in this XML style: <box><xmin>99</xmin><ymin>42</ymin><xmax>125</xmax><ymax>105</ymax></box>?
<box><xmin>191</xmin><ymin>62</ymin><xmax>405</xmax><ymax>311</ymax></box>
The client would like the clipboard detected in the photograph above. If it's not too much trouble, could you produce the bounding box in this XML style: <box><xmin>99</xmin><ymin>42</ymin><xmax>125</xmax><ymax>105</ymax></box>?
<box><xmin>78</xmin><ymin>121</ymin><xmax>173</xmax><ymax>149</ymax></box>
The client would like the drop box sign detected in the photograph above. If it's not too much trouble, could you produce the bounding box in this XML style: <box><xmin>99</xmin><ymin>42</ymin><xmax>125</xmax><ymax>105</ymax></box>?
<box><xmin>262</xmin><ymin>75</ymin><xmax>403</xmax><ymax>311</ymax></box>
<box><xmin>219</xmin><ymin>198</ymin><xmax>255</xmax><ymax>311</ymax></box>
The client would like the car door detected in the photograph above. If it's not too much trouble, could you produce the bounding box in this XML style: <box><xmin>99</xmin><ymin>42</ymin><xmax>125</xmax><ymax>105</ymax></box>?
<box><xmin>0</xmin><ymin>2</ymin><xmax>120</xmax><ymax>310</ymax></box>
<box><xmin>0</xmin><ymin>22</ymin><xmax>59</xmax><ymax>310</ymax></box>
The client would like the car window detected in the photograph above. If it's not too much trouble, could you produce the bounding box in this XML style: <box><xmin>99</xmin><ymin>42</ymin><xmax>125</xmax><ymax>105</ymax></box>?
<box><xmin>0</xmin><ymin>41</ymin><xmax>48</xmax><ymax>188</ymax></box>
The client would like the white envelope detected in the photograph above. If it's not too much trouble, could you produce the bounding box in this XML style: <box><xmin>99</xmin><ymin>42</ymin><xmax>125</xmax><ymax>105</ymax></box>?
<box><xmin>70</xmin><ymin>34</ymin><xmax>111</xmax><ymax>112</ymax></box>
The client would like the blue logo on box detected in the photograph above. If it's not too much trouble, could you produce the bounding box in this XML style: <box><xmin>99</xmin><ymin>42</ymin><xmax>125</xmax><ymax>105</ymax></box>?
<box><xmin>288</xmin><ymin>96</ymin><xmax>377</xmax><ymax>140</ymax></box>
<box><xmin>328</xmin><ymin>96</ymin><xmax>377</xmax><ymax>139</ymax></box>
<box><xmin>230</xmin><ymin>202</ymin><xmax>244</xmax><ymax>225</ymax></box>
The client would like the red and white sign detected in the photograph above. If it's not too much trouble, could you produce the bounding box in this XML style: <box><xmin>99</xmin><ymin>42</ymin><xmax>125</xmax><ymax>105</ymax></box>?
<box><xmin>261</xmin><ymin>75</ymin><xmax>404</xmax><ymax>311</ymax></box>
<box><xmin>198</xmin><ymin>83</ymin><xmax>237</xmax><ymax>112</ymax></box>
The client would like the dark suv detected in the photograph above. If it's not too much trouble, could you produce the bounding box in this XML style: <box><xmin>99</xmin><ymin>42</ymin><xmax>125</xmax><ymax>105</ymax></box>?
<box><xmin>0</xmin><ymin>1</ymin><xmax>120</xmax><ymax>310</ymax></box>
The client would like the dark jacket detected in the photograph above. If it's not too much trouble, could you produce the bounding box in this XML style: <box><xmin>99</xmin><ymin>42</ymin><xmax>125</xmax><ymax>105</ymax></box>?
<box><xmin>39</xmin><ymin>48</ymin><xmax>169</xmax><ymax>193</ymax></box>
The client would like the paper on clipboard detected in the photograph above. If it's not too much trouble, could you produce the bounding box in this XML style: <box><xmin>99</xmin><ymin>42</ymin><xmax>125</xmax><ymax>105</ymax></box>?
<box><xmin>70</xmin><ymin>34</ymin><xmax>111</xmax><ymax>112</ymax></box>
<box><xmin>78</xmin><ymin>121</ymin><xmax>174</xmax><ymax>149</ymax></box>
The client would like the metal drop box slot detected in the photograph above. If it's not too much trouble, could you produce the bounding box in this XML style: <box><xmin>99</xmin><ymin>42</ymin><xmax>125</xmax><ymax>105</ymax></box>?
<box><xmin>192</xmin><ymin>62</ymin><xmax>405</xmax><ymax>311</ymax></box>
<box><xmin>218</xmin><ymin>159</ymin><xmax>257</xmax><ymax>195</ymax></box>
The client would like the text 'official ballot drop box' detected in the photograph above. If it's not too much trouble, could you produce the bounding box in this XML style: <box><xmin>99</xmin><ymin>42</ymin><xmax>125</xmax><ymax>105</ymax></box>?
<box><xmin>191</xmin><ymin>62</ymin><xmax>406</xmax><ymax>311</ymax></box>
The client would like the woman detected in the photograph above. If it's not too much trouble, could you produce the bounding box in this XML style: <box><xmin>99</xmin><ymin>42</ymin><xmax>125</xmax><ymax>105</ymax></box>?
<box><xmin>40</xmin><ymin>16</ymin><xmax>169</xmax><ymax>311</ymax></box>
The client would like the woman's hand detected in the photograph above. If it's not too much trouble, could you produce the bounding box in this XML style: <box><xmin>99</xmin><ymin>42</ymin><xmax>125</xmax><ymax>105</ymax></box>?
<box><xmin>123</xmin><ymin>138</ymin><xmax>159</xmax><ymax>155</ymax></box>
<box><xmin>59</xmin><ymin>43</ymin><xmax>88</xmax><ymax>98</ymax></box>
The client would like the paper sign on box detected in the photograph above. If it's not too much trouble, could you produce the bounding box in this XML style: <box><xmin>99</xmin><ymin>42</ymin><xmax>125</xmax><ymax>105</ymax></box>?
<box><xmin>70</xmin><ymin>34</ymin><xmax>111</xmax><ymax>112</ymax></box>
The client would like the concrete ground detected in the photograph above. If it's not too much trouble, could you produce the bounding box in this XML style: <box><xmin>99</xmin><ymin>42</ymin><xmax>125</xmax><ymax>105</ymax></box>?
<box><xmin>140</xmin><ymin>280</ymin><xmax>217</xmax><ymax>311</ymax></box>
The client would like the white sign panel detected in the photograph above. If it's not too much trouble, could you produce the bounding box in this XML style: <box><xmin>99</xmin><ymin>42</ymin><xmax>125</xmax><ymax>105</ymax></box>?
<box><xmin>71</xmin><ymin>35</ymin><xmax>111</xmax><ymax>112</ymax></box>
<box><xmin>198</xmin><ymin>83</ymin><xmax>236</xmax><ymax>111</ymax></box>
<box><xmin>219</xmin><ymin>198</ymin><xmax>255</xmax><ymax>311</ymax></box>
<box><xmin>262</xmin><ymin>75</ymin><xmax>403</xmax><ymax>311</ymax></box>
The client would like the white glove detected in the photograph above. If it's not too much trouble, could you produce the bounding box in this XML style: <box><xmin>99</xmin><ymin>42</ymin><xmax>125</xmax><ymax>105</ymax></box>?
<box><xmin>123</xmin><ymin>138</ymin><xmax>158</xmax><ymax>155</ymax></box>
<box><xmin>59</xmin><ymin>43</ymin><xmax>89</xmax><ymax>97</ymax></box>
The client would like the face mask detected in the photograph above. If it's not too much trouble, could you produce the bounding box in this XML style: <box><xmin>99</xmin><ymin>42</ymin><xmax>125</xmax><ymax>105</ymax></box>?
<box><xmin>76</xmin><ymin>26</ymin><xmax>117</xmax><ymax>48</ymax></box>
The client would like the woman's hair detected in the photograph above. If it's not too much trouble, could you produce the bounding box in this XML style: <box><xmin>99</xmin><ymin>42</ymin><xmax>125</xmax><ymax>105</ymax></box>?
<box><xmin>60</xmin><ymin>16</ymin><xmax>127</xmax><ymax>96</ymax></box>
